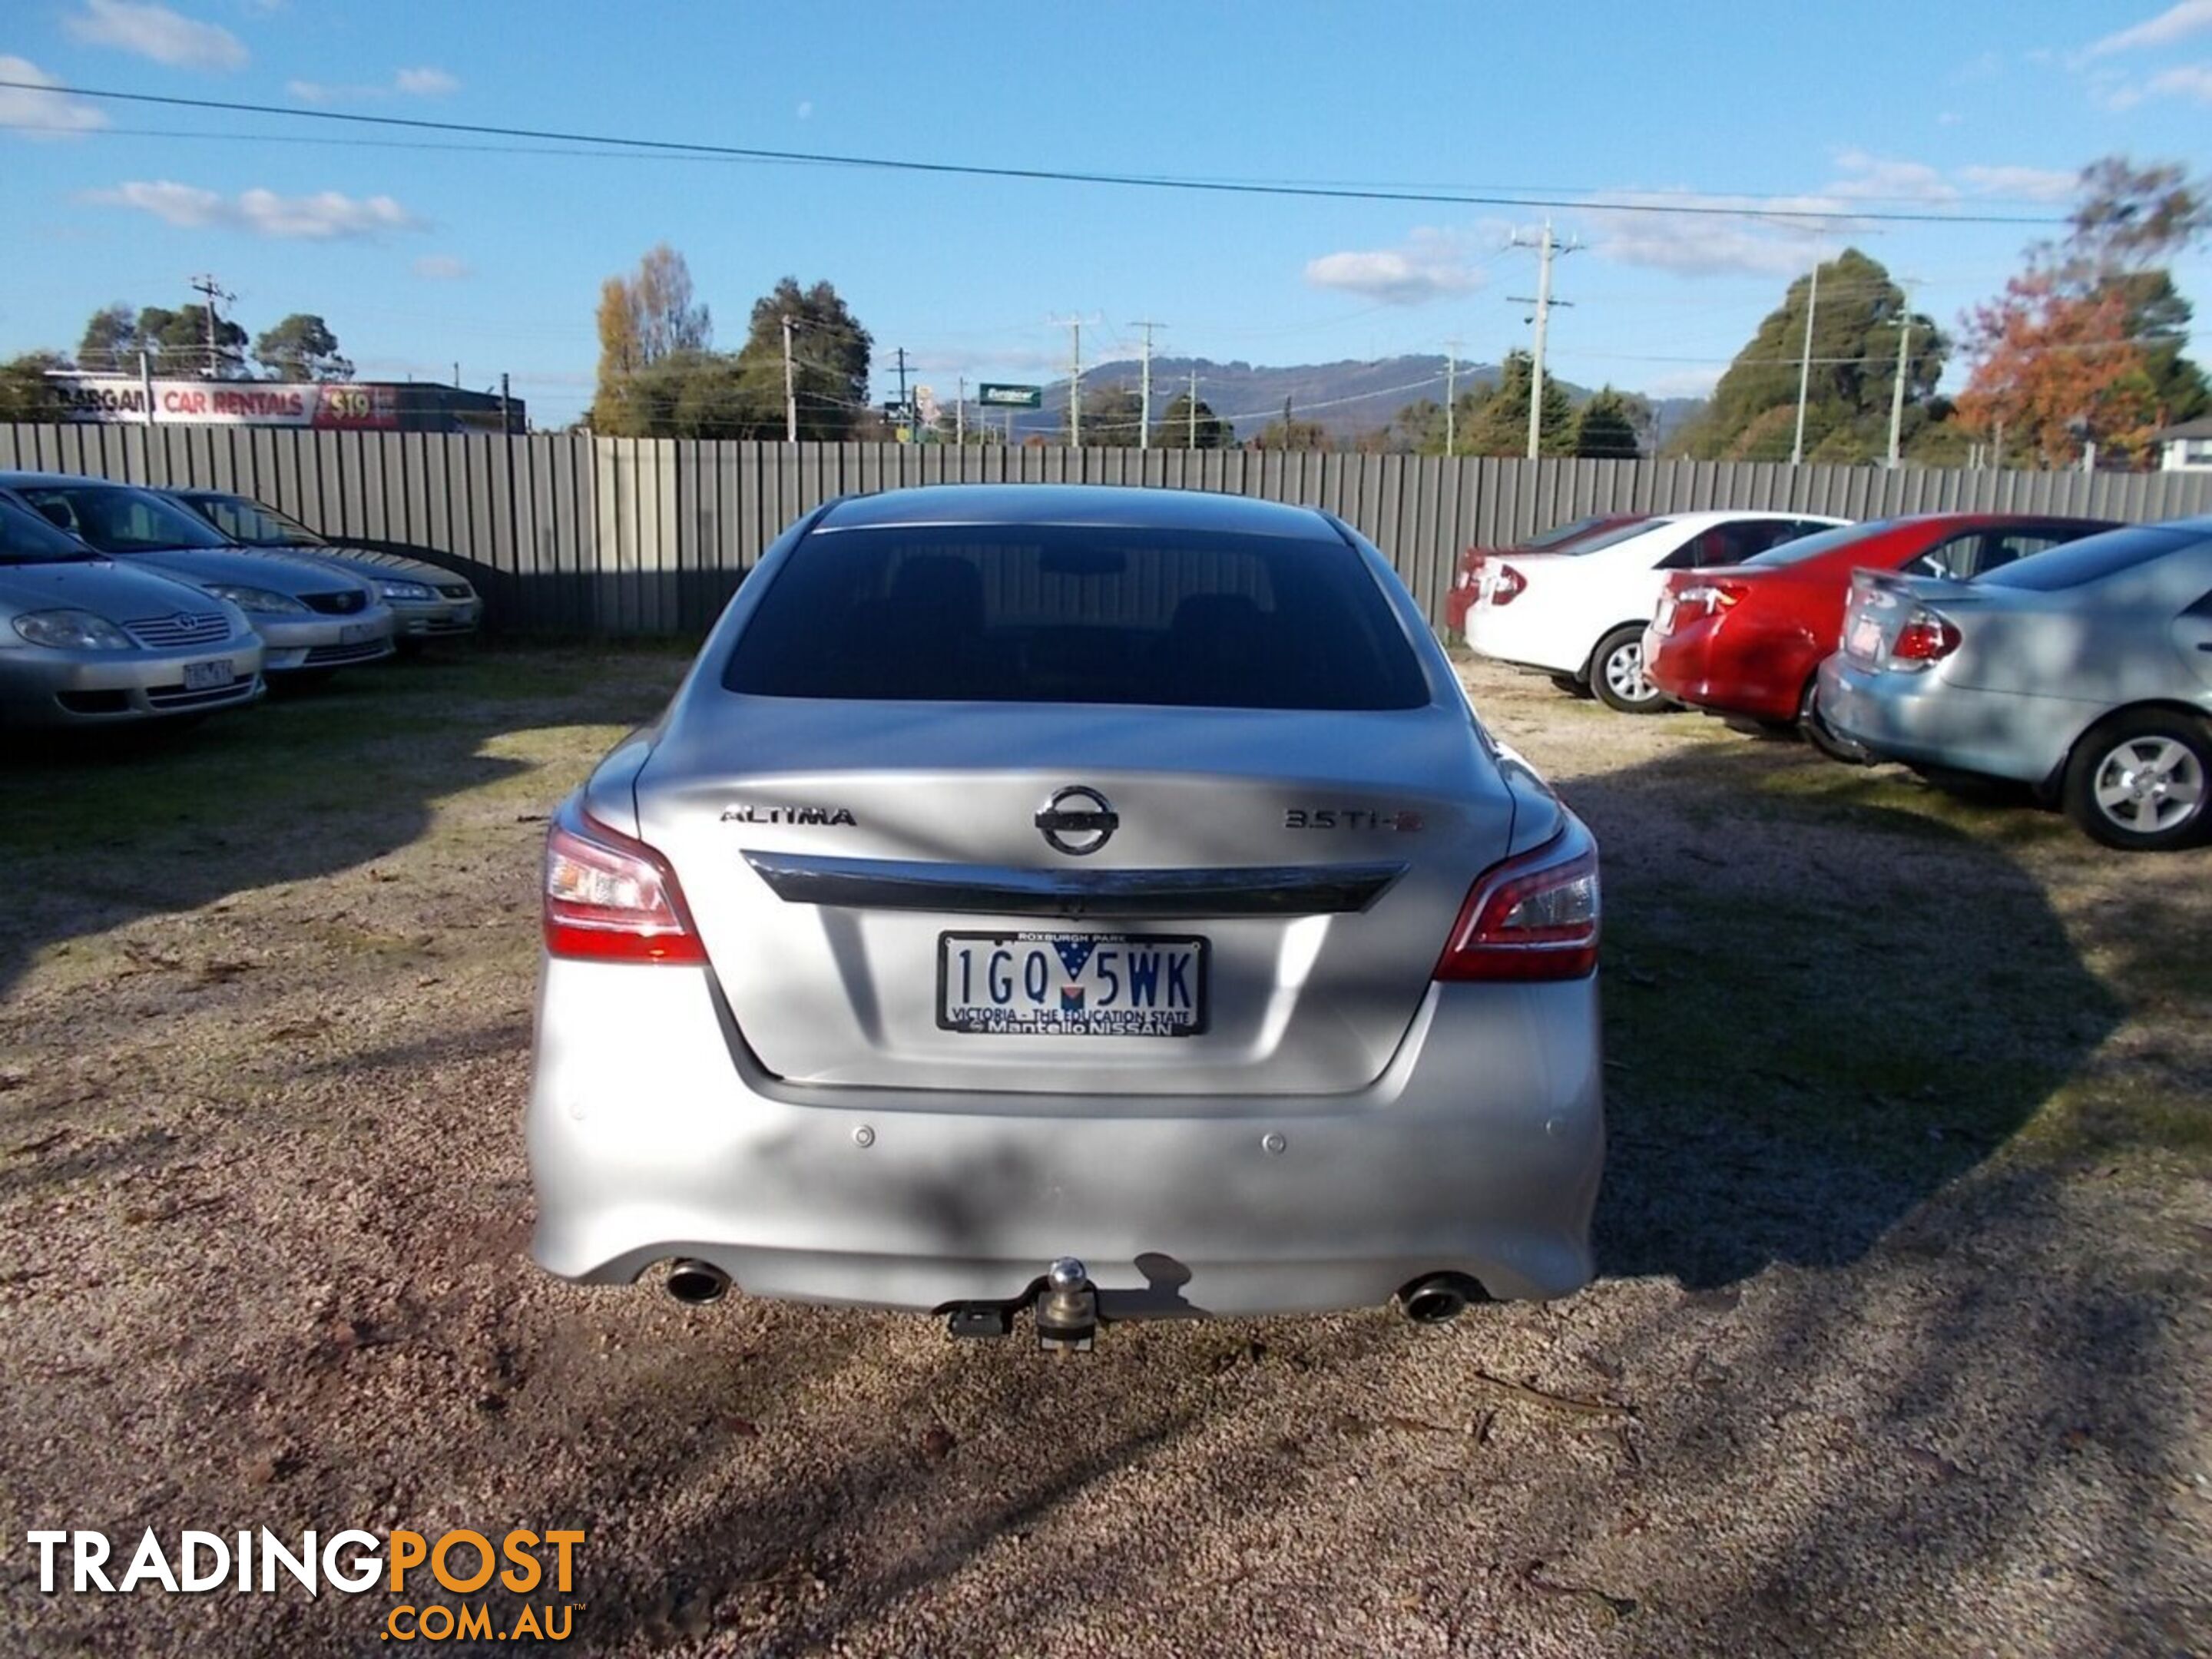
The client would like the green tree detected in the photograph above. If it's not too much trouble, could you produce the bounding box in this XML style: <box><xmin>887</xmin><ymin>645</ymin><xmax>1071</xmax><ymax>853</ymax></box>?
<box><xmin>730</xmin><ymin>277</ymin><xmax>872</xmax><ymax>441</ymax></box>
<box><xmin>1070</xmin><ymin>383</ymin><xmax>1144</xmax><ymax>445</ymax></box>
<box><xmin>1462</xmin><ymin>352</ymin><xmax>1573</xmax><ymax>455</ymax></box>
<box><xmin>1667</xmin><ymin>250</ymin><xmax>1944</xmax><ymax>462</ymax></box>
<box><xmin>77</xmin><ymin>304</ymin><xmax>139</xmax><ymax>373</ymax></box>
<box><xmin>252</xmin><ymin>313</ymin><xmax>353</xmax><ymax>382</ymax></box>
<box><xmin>1152</xmin><ymin>389</ymin><xmax>1234</xmax><ymax>449</ymax></box>
<box><xmin>0</xmin><ymin>353</ymin><xmax>70</xmax><ymax>420</ymax></box>
<box><xmin>1573</xmin><ymin>387</ymin><xmax>1641</xmax><ymax>459</ymax></box>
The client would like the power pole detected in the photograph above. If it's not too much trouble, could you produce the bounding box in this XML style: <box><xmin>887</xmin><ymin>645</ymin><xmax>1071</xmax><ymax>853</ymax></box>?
<box><xmin>1188</xmin><ymin>369</ymin><xmax>1199</xmax><ymax>450</ymax></box>
<box><xmin>955</xmin><ymin>375</ymin><xmax>966</xmax><ymax>445</ymax></box>
<box><xmin>780</xmin><ymin>314</ymin><xmax>797</xmax><ymax>443</ymax></box>
<box><xmin>1507</xmin><ymin>220</ymin><xmax>1577</xmax><ymax>459</ymax></box>
<box><xmin>499</xmin><ymin>371</ymin><xmax>512</xmax><ymax>435</ymax></box>
<box><xmin>187</xmin><ymin>273</ymin><xmax>233</xmax><ymax>376</ymax></box>
<box><xmin>1791</xmin><ymin>261</ymin><xmax>1821</xmax><ymax>465</ymax></box>
<box><xmin>1131</xmin><ymin>320</ymin><xmax>1164</xmax><ymax>449</ymax></box>
<box><xmin>1885</xmin><ymin>310</ymin><xmax>1912</xmax><ymax>469</ymax></box>
<box><xmin>893</xmin><ymin>346</ymin><xmax>912</xmax><ymax>439</ymax></box>
<box><xmin>1065</xmin><ymin>320</ymin><xmax>1082</xmax><ymax>446</ymax></box>
<box><xmin>1443</xmin><ymin>337</ymin><xmax>1461</xmax><ymax>455</ymax></box>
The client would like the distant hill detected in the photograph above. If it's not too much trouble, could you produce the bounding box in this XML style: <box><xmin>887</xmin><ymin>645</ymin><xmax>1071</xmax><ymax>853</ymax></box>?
<box><xmin>997</xmin><ymin>355</ymin><xmax>1704</xmax><ymax>449</ymax></box>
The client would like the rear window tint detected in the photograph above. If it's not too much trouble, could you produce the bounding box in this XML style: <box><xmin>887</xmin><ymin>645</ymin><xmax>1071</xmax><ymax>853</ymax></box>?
<box><xmin>722</xmin><ymin>524</ymin><xmax>1431</xmax><ymax>709</ymax></box>
<box><xmin>1547</xmin><ymin>518</ymin><xmax>1664</xmax><ymax>555</ymax></box>
<box><xmin>1746</xmin><ymin>519</ymin><xmax>1899</xmax><ymax>567</ymax></box>
<box><xmin>1977</xmin><ymin>524</ymin><xmax>2198</xmax><ymax>591</ymax></box>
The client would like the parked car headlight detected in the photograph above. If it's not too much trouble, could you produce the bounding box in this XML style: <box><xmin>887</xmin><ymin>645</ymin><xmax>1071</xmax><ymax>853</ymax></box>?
<box><xmin>204</xmin><ymin>584</ymin><xmax>313</xmax><ymax>616</ymax></box>
<box><xmin>12</xmin><ymin>608</ymin><xmax>136</xmax><ymax>651</ymax></box>
<box><xmin>379</xmin><ymin>580</ymin><xmax>435</xmax><ymax>601</ymax></box>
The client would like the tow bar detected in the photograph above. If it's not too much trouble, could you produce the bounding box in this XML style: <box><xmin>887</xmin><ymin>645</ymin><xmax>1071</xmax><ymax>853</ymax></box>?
<box><xmin>943</xmin><ymin>1257</ymin><xmax>1098</xmax><ymax>1351</ymax></box>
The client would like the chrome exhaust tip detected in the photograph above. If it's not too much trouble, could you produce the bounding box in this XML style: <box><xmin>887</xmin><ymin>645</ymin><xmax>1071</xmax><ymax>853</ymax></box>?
<box><xmin>664</xmin><ymin>1260</ymin><xmax>730</xmax><ymax>1306</ymax></box>
<box><xmin>1396</xmin><ymin>1274</ymin><xmax>1479</xmax><ymax>1325</ymax></box>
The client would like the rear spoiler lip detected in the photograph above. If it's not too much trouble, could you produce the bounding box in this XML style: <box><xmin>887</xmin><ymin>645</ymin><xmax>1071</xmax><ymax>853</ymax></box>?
<box><xmin>1846</xmin><ymin>565</ymin><xmax>1979</xmax><ymax>606</ymax></box>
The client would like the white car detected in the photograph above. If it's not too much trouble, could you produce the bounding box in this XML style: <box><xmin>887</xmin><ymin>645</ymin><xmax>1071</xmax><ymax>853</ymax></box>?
<box><xmin>1462</xmin><ymin>511</ymin><xmax>1847</xmax><ymax>711</ymax></box>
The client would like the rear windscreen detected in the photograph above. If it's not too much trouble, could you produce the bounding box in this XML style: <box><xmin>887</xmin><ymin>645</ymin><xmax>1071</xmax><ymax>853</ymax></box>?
<box><xmin>722</xmin><ymin>524</ymin><xmax>1432</xmax><ymax>709</ymax></box>
<box><xmin>1747</xmin><ymin>520</ymin><xmax>1899</xmax><ymax>567</ymax></box>
<box><xmin>1976</xmin><ymin>524</ymin><xmax>2197</xmax><ymax>591</ymax></box>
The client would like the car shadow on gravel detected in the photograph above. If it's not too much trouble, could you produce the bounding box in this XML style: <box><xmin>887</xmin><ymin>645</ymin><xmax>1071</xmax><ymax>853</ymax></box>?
<box><xmin>0</xmin><ymin>647</ymin><xmax>675</xmax><ymax>1006</ymax></box>
<box><xmin>1559</xmin><ymin>733</ymin><xmax>2125</xmax><ymax>1290</ymax></box>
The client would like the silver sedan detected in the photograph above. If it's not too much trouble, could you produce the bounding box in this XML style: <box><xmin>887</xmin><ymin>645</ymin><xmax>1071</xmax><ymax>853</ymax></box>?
<box><xmin>0</xmin><ymin>473</ymin><xmax>396</xmax><ymax>680</ymax></box>
<box><xmin>161</xmin><ymin>488</ymin><xmax>483</xmax><ymax>644</ymax></box>
<box><xmin>1820</xmin><ymin>517</ymin><xmax>2212</xmax><ymax>850</ymax></box>
<box><xmin>528</xmin><ymin>485</ymin><xmax>1604</xmax><ymax>1341</ymax></box>
<box><xmin>0</xmin><ymin>491</ymin><xmax>263</xmax><ymax>727</ymax></box>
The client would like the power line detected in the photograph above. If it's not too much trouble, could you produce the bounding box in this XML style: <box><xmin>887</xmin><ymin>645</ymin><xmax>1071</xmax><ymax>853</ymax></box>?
<box><xmin>0</xmin><ymin>80</ymin><xmax>2073</xmax><ymax>225</ymax></box>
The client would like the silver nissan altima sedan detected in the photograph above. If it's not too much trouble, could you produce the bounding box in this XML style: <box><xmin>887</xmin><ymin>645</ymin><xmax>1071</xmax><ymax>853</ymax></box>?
<box><xmin>528</xmin><ymin>485</ymin><xmax>1604</xmax><ymax>1343</ymax></box>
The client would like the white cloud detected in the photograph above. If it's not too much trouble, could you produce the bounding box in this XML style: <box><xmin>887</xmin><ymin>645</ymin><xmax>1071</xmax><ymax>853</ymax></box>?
<box><xmin>0</xmin><ymin>55</ymin><xmax>109</xmax><ymax>137</ymax></box>
<box><xmin>1955</xmin><ymin>164</ymin><xmax>2079</xmax><ymax>201</ymax></box>
<box><xmin>2083</xmin><ymin>0</ymin><xmax>2212</xmax><ymax>56</ymax></box>
<box><xmin>412</xmin><ymin>253</ymin><xmax>471</xmax><ymax>280</ymax></box>
<box><xmin>1583</xmin><ymin>191</ymin><xmax>1842</xmax><ymax>278</ymax></box>
<box><xmin>393</xmin><ymin>66</ymin><xmax>459</xmax><ymax>97</ymax></box>
<box><xmin>2147</xmin><ymin>61</ymin><xmax>2212</xmax><ymax>99</ymax></box>
<box><xmin>796</xmin><ymin>98</ymin><xmax>813</xmax><ymax>119</ymax></box>
<box><xmin>1639</xmin><ymin>367</ymin><xmax>1725</xmax><ymax>400</ymax></box>
<box><xmin>1304</xmin><ymin>228</ymin><xmax>1492</xmax><ymax>304</ymax></box>
<box><xmin>65</xmin><ymin>0</ymin><xmax>247</xmax><ymax>70</ymax></box>
<box><xmin>1828</xmin><ymin>150</ymin><xmax>1959</xmax><ymax>204</ymax></box>
<box><xmin>290</xmin><ymin>65</ymin><xmax>459</xmax><ymax>102</ymax></box>
<box><xmin>86</xmin><ymin>179</ymin><xmax>422</xmax><ymax>238</ymax></box>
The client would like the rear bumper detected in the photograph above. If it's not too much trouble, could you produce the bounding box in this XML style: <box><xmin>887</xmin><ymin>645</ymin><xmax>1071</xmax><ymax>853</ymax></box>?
<box><xmin>527</xmin><ymin>964</ymin><xmax>1604</xmax><ymax>1317</ymax></box>
<box><xmin>1644</xmin><ymin>618</ymin><xmax>1809</xmax><ymax>723</ymax></box>
<box><xmin>1816</xmin><ymin>656</ymin><xmax>2072</xmax><ymax>783</ymax></box>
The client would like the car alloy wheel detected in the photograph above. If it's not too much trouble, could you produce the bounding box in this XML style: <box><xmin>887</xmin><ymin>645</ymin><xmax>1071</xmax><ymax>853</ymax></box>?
<box><xmin>1590</xmin><ymin>625</ymin><xmax>1667</xmax><ymax>714</ymax></box>
<box><xmin>2063</xmin><ymin>712</ymin><xmax>2211</xmax><ymax>851</ymax></box>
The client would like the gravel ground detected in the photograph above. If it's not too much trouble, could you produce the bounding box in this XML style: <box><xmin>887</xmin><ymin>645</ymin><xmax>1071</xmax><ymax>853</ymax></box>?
<box><xmin>2</xmin><ymin>649</ymin><xmax>2207</xmax><ymax>1657</ymax></box>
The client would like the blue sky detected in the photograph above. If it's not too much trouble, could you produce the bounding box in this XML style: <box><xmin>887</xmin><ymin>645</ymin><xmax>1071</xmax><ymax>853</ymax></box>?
<box><xmin>2</xmin><ymin>0</ymin><xmax>2208</xmax><ymax>428</ymax></box>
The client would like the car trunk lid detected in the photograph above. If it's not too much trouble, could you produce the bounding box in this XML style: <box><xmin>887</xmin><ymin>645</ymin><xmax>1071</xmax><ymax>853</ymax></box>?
<box><xmin>634</xmin><ymin>697</ymin><xmax>1515</xmax><ymax>1094</ymax></box>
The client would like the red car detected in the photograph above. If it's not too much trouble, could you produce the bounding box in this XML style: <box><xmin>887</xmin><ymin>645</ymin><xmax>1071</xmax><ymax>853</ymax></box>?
<box><xmin>1644</xmin><ymin>514</ymin><xmax>2119</xmax><ymax>753</ymax></box>
<box><xmin>1444</xmin><ymin>514</ymin><xmax>1651</xmax><ymax>634</ymax></box>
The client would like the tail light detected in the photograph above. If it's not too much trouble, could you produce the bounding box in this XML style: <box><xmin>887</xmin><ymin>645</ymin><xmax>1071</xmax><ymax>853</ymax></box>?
<box><xmin>1671</xmin><ymin>578</ymin><xmax>1750</xmax><ymax>624</ymax></box>
<box><xmin>543</xmin><ymin>801</ymin><xmax>706</xmax><ymax>964</ymax></box>
<box><xmin>1435</xmin><ymin>829</ymin><xmax>1600</xmax><ymax>982</ymax></box>
<box><xmin>1889</xmin><ymin>609</ymin><xmax>1961</xmax><ymax>668</ymax></box>
<box><xmin>1490</xmin><ymin>563</ymin><xmax>1527</xmax><ymax>605</ymax></box>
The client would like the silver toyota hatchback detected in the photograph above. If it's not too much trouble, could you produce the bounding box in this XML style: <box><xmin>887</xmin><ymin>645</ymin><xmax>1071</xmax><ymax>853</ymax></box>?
<box><xmin>528</xmin><ymin>486</ymin><xmax>1603</xmax><ymax>1341</ymax></box>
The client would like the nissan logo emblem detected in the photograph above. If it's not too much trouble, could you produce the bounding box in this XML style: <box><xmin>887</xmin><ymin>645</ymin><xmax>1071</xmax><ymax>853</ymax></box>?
<box><xmin>1035</xmin><ymin>786</ymin><xmax>1118</xmax><ymax>856</ymax></box>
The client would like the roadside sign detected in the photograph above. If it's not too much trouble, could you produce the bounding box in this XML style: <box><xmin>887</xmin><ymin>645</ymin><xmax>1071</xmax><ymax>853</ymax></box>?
<box><xmin>979</xmin><ymin>383</ymin><xmax>1043</xmax><ymax>409</ymax></box>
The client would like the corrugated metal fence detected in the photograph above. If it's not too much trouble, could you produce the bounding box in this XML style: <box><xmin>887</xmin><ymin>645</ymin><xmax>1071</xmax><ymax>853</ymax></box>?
<box><xmin>7</xmin><ymin>423</ymin><xmax>2210</xmax><ymax>636</ymax></box>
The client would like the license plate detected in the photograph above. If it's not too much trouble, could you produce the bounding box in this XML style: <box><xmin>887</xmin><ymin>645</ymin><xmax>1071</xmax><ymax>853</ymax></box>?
<box><xmin>1847</xmin><ymin>616</ymin><xmax>1883</xmax><ymax>659</ymax></box>
<box><xmin>938</xmin><ymin>932</ymin><xmax>1207</xmax><ymax>1037</ymax></box>
<box><xmin>338</xmin><ymin>622</ymin><xmax>377</xmax><ymax>644</ymax></box>
<box><xmin>1653</xmin><ymin>596</ymin><xmax>1676</xmax><ymax>636</ymax></box>
<box><xmin>181</xmin><ymin>658</ymin><xmax>233</xmax><ymax>690</ymax></box>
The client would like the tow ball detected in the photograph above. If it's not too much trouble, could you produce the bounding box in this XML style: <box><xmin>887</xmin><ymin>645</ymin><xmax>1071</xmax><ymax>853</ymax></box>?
<box><xmin>1034</xmin><ymin>1257</ymin><xmax>1097</xmax><ymax>1353</ymax></box>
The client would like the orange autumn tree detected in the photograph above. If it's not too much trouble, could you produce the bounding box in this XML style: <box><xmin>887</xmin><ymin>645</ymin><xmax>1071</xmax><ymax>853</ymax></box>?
<box><xmin>1958</xmin><ymin>158</ymin><xmax>2209</xmax><ymax>469</ymax></box>
<box><xmin>1954</xmin><ymin>276</ymin><xmax>2154</xmax><ymax>467</ymax></box>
